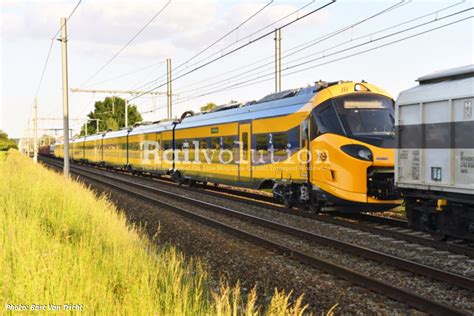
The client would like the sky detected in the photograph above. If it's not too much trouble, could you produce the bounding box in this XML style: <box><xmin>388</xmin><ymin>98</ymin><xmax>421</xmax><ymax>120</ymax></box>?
<box><xmin>1</xmin><ymin>0</ymin><xmax>473</xmax><ymax>139</ymax></box>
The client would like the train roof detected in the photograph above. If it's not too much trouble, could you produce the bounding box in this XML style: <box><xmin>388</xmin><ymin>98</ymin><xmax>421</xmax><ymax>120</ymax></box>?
<box><xmin>103</xmin><ymin>129</ymin><xmax>127</xmax><ymax>139</ymax></box>
<box><xmin>397</xmin><ymin>65</ymin><xmax>474</xmax><ymax>105</ymax></box>
<box><xmin>176</xmin><ymin>86</ymin><xmax>315</xmax><ymax>130</ymax></box>
<box><xmin>84</xmin><ymin>133</ymin><xmax>104</xmax><ymax>141</ymax></box>
<box><xmin>122</xmin><ymin>85</ymin><xmax>316</xmax><ymax>135</ymax></box>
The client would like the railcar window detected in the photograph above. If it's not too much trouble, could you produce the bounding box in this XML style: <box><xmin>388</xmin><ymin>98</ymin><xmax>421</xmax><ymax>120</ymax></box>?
<box><xmin>273</xmin><ymin>133</ymin><xmax>288</xmax><ymax>156</ymax></box>
<box><xmin>211</xmin><ymin>137</ymin><xmax>220</xmax><ymax>150</ymax></box>
<box><xmin>309</xmin><ymin>114</ymin><xmax>318</xmax><ymax>140</ymax></box>
<box><xmin>199</xmin><ymin>139</ymin><xmax>208</xmax><ymax>149</ymax></box>
<box><xmin>333</xmin><ymin>94</ymin><xmax>394</xmax><ymax>136</ymax></box>
<box><xmin>313</xmin><ymin>104</ymin><xmax>344</xmax><ymax>135</ymax></box>
<box><xmin>163</xmin><ymin>140</ymin><xmax>172</xmax><ymax>150</ymax></box>
<box><xmin>222</xmin><ymin>136</ymin><xmax>235</xmax><ymax>150</ymax></box>
<box><xmin>256</xmin><ymin>134</ymin><xmax>269</xmax><ymax>152</ymax></box>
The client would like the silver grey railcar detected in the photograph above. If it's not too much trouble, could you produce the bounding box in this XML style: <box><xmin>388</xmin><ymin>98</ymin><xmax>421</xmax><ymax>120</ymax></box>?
<box><xmin>395</xmin><ymin>65</ymin><xmax>474</xmax><ymax>240</ymax></box>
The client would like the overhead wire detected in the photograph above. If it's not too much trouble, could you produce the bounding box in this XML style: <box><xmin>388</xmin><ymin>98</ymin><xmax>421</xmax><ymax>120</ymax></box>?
<box><xmin>171</xmin><ymin>0</ymin><xmax>274</xmax><ymax>75</ymax></box>
<box><xmin>172</xmin><ymin>0</ymin><xmax>316</xmax><ymax>77</ymax></box>
<box><xmin>174</xmin><ymin>0</ymin><xmax>414</xmax><ymax>95</ymax></box>
<box><xmin>173</xmin><ymin>11</ymin><xmax>472</xmax><ymax>106</ymax></box>
<box><xmin>34</xmin><ymin>0</ymin><xmax>82</xmax><ymax>98</ymax></box>
<box><xmin>79</xmin><ymin>0</ymin><xmax>171</xmax><ymax>88</ymax></box>
<box><xmin>178</xmin><ymin>1</ymin><xmax>467</xmax><ymax>98</ymax></box>
<box><xmin>87</xmin><ymin>60</ymin><xmax>166</xmax><ymax>88</ymax></box>
<box><xmin>129</xmin><ymin>0</ymin><xmax>321</xmax><ymax>93</ymax></box>
<box><xmin>175</xmin><ymin>2</ymin><xmax>468</xmax><ymax>97</ymax></box>
<box><xmin>129</xmin><ymin>0</ymin><xmax>336</xmax><ymax>101</ymax></box>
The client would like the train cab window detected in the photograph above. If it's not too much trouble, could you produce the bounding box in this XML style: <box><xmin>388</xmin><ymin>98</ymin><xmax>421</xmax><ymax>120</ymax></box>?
<box><xmin>312</xmin><ymin>102</ymin><xmax>344</xmax><ymax>136</ymax></box>
<box><xmin>309</xmin><ymin>113</ymin><xmax>319</xmax><ymax>140</ymax></box>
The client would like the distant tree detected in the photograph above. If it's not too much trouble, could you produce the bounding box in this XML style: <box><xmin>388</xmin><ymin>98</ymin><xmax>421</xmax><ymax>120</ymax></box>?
<box><xmin>80</xmin><ymin>97</ymin><xmax>143</xmax><ymax>136</ymax></box>
<box><xmin>200</xmin><ymin>102</ymin><xmax>217</xmax><ymax>112</ymax></box>
<box><xmin>0</xmin><ymin>130</ymin><xmax>18</xmax><ymax>151</ymax></box>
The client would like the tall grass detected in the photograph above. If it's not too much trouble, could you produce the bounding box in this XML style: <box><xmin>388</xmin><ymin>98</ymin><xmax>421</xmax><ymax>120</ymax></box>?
<box><xmin>0</xmin><ymin>150</ymin><xmax>309</xmax><ymax>315</ymax></box>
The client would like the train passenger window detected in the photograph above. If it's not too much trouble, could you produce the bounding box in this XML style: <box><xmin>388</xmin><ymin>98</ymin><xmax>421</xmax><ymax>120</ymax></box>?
<box><xmin>273</xmin><ymin>133</ymin><xmax>288</xmax><ymax>156</ymax></box>
<box><xmin>175</xmin><ymin>139</ymin><xmax>184</xmax><ymax>149</ymax></box>
<box><xmin>163</xmin><ymin>140</ymin><xmax>171</xmax><ymax>150</ymax></box>
<box><xmin>211</xmin><ymin>138</ymin><xmax>220</xmax><ymax>150</ymax></box>
<box><xmin>199</xmin><ymin>139</ymin><xmax>208</xmax><ymax>149</ymax></box>
<box><xmin>222</xmin><ymin>136</ymin><xmax>235</xmax><ymax>150</ymax></box>
<box><xmin>313</xmin><ymin>103</ymin><xmax>343</xmax><ymax>136</ymax></box>
<box><xmin>256</xmin><ymin>134</ymin><xmax>269</xmax><ymax>152</ymax></box>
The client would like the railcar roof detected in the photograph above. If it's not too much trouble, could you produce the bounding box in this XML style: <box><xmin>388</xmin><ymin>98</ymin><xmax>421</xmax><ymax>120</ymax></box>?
<box><xmin>103</xmin><ymin>129</ymin><xmax>128</xmax><ymax>139</ymax></box>
<box><xmin>397</xmin><ymin>73</ymin><xmax>474</xmax><ymax>105</ymax></box>
<box><xmin>177</xmin><ymin>86</ymin><xmax>315</xmax><ymax>130</ymax></box>
<box><xmin>417</xmin><ymin>64</ymin><xmax>474</xmax><ymax>84</ymax></box>
<box><xmin>84</xmin><ymin>134</ymin><xmax>103</xmax><ymax>141</ymax></box>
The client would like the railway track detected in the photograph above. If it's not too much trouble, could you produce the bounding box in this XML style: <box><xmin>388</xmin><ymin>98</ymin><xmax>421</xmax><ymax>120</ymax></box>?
<box><xmin>41</xmin><ymin>157</ymin><xmax>474</xmax><ymax>315</ymax></box>
<box><xmin>42</xmin><ymin>156</ymin><xmax>474</xmax><ymax>258</ymax></box>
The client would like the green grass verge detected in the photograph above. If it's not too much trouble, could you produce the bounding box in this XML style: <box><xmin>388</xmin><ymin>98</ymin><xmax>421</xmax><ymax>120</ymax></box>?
<box><xmin>0</xmin><ymin>150</ymin><xmax>308</xmax><ymax>315</ymax></box>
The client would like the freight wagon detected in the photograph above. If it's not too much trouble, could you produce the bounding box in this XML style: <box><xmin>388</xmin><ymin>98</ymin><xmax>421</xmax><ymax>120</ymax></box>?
<box><xmin>395</xmin><ymin>65</ymin><xmax>474</xmax><ymax>240</ymax></box>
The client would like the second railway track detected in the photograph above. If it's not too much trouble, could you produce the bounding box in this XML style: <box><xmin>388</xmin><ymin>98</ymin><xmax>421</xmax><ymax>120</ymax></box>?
<box><xmin>41</xmin><ymin>157</ymin><xmax>474</xmax><ymax>315</ymax></box>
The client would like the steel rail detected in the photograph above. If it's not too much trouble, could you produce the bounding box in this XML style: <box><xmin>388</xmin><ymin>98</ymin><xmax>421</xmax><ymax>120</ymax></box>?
<box><xmin>41</xmin><ymin>159</ymin><xmax>470</xmax><ymax>315</ymax></box>
<box><xmin>42</xmin><ymin>159</ymin><xmax>474</xmax><ymax>298</ymax></box>
<box><xmin>40</xmin><ymin>156</ymin><xmax>474</xmax><ymax>258</ymax></box>
<box><xmin>43</xmin><ymin>158</ymin><xmax>474</xmax><ymax>291</ymax></box>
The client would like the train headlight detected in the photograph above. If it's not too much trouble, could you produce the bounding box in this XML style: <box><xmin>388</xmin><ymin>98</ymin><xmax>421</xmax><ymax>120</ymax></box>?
<box><xmin>341</xmin><ymin>144</ymin><xmax>373</xmax><ymax>161</ymax></box>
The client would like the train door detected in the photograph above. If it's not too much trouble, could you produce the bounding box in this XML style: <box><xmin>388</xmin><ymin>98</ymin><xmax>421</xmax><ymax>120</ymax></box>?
<box><xmin>300</xmin><ymin>118</ymin><xmax>310</xmax><ymax>180</ymax></box>
<box><xmin>239</xmin><ymin>124</ymin><xmax>251</xmax><ymax>181</ymax></box>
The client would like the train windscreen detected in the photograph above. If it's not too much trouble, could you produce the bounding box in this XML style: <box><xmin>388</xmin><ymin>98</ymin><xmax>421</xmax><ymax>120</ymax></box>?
<box><xmin>333</xmin><ymin>94</ymin><xmax>395</xmax><ymax>148</ymax></box>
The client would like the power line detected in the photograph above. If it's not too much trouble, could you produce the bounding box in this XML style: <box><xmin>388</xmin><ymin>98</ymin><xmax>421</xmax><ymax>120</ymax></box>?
<box><xmin>172</xmin><ymin>0</ymin><xmax>316</xmax><ymax>78</ymax></box>
<box><xmin>173</xmin><ymin>13</ymin><xmax>472</xmax><ymax>106</ymax></box>
<box><xmin>131</xmin><ymin>0</ymin><xmax>318</xmax><ymax>93</ymax></box>
<box><xmin>172</xmin><ymin>0</ymin><xmax>274</xmax><ymax>75</ymax></box>
<box><xmin>88</xmin><ymin>60</ymin><xmax>166</xmax><ymax>87</ymax></box>
<box><xmin>127</xmin><ymin>0</ymin><xmax>280</xmax><ymax>94</ymax></box>
<box><xmin>174</xmin><ymin>0</ymin><xmax>413</xmax><ymax>95</ymax></box>
<box><xmin>80</xmin><ymin>0</ymin><xmax>171</xmax><ymax>88</ymax></box>
<box><xmin>175</xmin><ymin>3</ymin><xmax>470</xmax><ymax>98</ymax></box>
<box><xmin>129</xmin><ymin>0</ymin><xmax>336</xmax><ymax>101</ymax></box>
<box><xmin>34</xmin><ymin>0</ymin><xmax>82</xmax><ymax>98</ymax></box>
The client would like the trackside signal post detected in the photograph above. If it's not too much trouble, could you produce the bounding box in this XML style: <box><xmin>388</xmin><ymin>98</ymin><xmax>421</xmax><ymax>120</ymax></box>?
<box><xmin>60</xmin><ymin>17</ymin><xmax>70</xmax><ymax>177</ymax></box>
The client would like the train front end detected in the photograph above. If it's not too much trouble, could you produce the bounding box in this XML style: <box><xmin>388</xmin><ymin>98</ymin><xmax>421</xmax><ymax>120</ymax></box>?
<box><xmin>309</xmin><ymin>82</ymin><xmax>401</xmax><ymax>211</ymax></box>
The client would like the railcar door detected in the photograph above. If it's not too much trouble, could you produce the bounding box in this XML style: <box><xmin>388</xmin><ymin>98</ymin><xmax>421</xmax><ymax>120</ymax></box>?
<box><xmin>239</xmin><ymin>124</ymin><xmax>251</xmax><ymax>181</ymax></box>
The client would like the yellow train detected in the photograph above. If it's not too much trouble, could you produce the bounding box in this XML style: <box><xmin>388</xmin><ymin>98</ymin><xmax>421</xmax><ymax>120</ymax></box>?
<box><xmin>53</xmin><ymin>80</ymin><xmax>400</xmax><ymax>211</ymax></box>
